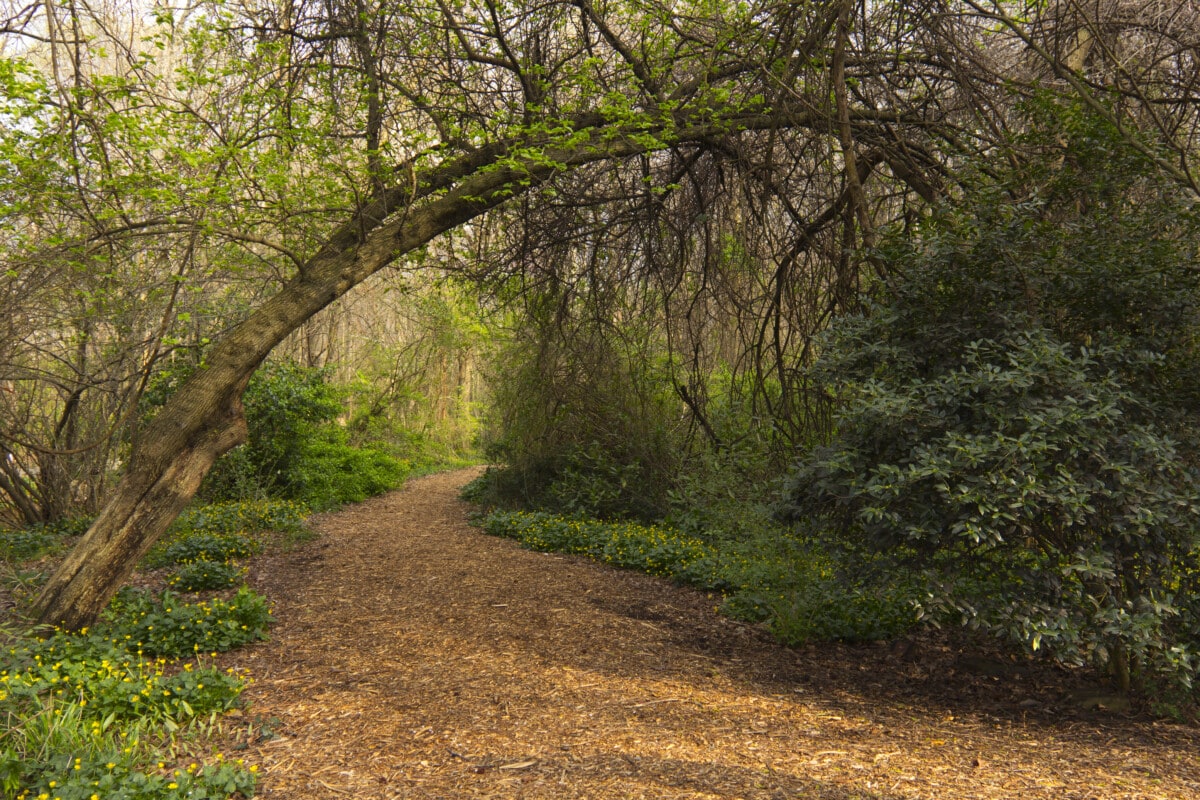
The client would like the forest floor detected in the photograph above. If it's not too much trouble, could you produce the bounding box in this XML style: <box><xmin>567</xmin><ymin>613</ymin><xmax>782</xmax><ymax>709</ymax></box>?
<box><xmin>214</xmin><ymin>468</ymin><xmax>1199</xmax><ymax>800</ymax></box>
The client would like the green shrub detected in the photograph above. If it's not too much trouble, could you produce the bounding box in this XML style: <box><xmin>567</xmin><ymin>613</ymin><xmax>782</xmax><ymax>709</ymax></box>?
<box><xmin>206</xmin><ymin>362</ymin><xmax>408</xmax><ymax>509</ymax></box>
<box><xmin>783</xmin><ymin>120</ymin><xmax>1200</xmax><ymax>698</ymax></box>
<box><xmin>201</xmin><ymin>360</ymin><xmax>344</xmax><ymax>501</ymax></box>
<box><xmin>790</xmin><ymin>306</ymin><xmax>1200</xmax><ymax>695</ymax></box>
<box><xmin>458</xmin><ymin>471</ymin><xmax>492</xmax><ymax>503</ymax></box>
<box><xmin>148</xmin><ymin>359</ymin><xmax>409</xmax><ymax>509</ymax></box>
<box><xmin>661</xmin><ymin>436</ymin><xmax>784</xmax><ymax>548</ymax></box>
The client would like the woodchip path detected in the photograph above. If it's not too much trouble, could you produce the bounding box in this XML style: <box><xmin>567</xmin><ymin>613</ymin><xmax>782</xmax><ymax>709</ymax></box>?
<box><xmin>220</xmin><ymin>469</ymin><xmax>1200</xmax><ymax>799</ymax></box>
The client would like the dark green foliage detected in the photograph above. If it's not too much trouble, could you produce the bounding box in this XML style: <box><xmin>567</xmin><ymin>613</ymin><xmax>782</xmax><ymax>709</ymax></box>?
<box><xmin>485</xmin><ymin>423</ymin><xmax>675</xmax><ymax>521</ymax></box>
<box><xmin>147</xmin><ymin>359</ymin><xmax>409</xmax><ymax>508</ymax></box>
<box><xmin>661</xmin><ymin>429</ymin><xmax>784</xmax><ymax>548</ymax></box>
<box><xmin>794</xmin><ymin>331</ymin><xmax>1198</xmax><ymax>555</ymax></box>
<box><xmin>458</xmin><ymin>471</ymin><xmax>492</xmax><ymax>503</ymax></box>
<box><xmin>783</xmin><ymin>115</ymin><xmax>1200</xmax><ymax>697</ymax></box>
<box><xmin>200</xmin><ymin>360</ymin><xmax>343</xmax><ymax>502</ymax></box>
<box><xmin>719</xmin><ymin>534</ymin><xmax>926</xmax><ymax>644</ymax></box>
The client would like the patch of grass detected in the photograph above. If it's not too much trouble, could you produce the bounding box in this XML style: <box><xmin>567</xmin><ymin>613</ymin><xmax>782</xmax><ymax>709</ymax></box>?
<box><xmin>0</xmin><ymin>695</ymin><xmax>257</xmax><ymax>800</ymax></box>
<box><xmin>143</xmin><ymin>499</ymin><xmax>308</xmax><ymax>571</ymax></box>
<box><xmin>0</xmin><ymin>568</ymin><xmax>48</xmax><ymax>605</ymax></box>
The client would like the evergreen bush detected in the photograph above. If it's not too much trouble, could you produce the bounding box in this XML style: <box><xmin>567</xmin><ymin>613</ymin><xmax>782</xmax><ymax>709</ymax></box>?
<box><xmin>783</xmin><ymin>115</ymin><xmax>1200</xmax><ymax>699</ymax></box>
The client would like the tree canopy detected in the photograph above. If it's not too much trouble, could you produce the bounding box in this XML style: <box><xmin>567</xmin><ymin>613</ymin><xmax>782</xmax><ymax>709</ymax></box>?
<box><xmin>1</xmin><ymin>0</ymin><xmax>1199</xmax><ymax>632</ymax></box>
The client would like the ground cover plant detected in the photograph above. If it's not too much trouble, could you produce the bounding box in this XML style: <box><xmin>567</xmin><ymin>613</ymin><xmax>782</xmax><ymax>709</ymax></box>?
<box><xmin>481</xmin><ymin>509</ymin><xmax>922</xmax><ymax>643</ymax></box>
<box><xmin>0</xmin><ymin>519</ymin><xmax>92</xmax><ymax>564</ymax></box>
<box><xmin>141</xmin><ymin>499</ymin><xmax>308</xmax><ymax>594</ymax></box>
<box><xmin>0</xmin><ymin>496</ymin><xmax>297</xmax><ymax>798</ymax></box>
<box><xmin>0</xmin><ymin>587</ymin><xmax>268</xmax><ymax>798</ymax></box>
<box><xmin>167</xmin><ymin>561</ymin><xmax>244</xmax><ymax>593</ymax></box>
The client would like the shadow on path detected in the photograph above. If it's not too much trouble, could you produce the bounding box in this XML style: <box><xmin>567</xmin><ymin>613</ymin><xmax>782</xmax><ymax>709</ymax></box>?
<box><xmin>222</xmin><ymin>469</ymin><xmax>1199</xmax><ymax>800</ymax></box>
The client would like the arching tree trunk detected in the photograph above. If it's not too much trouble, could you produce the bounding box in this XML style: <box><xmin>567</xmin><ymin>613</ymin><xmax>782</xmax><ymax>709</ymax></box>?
<box><xmin>33</xmin><ymin>112</ymin><xmax>814</xmax><ymax>628</ymax></box>
<box><xmin>34</xmin><ymin>399</ymin><xmax>251</xmax><ymax>630</ymax></box>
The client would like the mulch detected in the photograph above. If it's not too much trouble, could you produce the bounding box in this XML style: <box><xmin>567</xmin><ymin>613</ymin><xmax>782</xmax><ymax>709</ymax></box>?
<box><xmin>208</xmin><ymin>468</ymin><xmax>1199</xmax><ymax>799</ymax></box>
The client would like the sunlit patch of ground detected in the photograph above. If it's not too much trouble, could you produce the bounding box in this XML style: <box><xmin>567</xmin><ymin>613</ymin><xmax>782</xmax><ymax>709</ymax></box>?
<box><xmin>216</xmin><ymin>469</ymin><xmax>1199</xmax><ymax>800</ymax></box>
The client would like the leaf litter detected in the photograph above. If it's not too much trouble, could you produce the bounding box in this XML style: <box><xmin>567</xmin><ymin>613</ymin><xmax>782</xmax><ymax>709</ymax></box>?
<box><xmin>212</xmin><ymin>469</ymin><xmax>1199</xmax><ymax>799</ymax></box>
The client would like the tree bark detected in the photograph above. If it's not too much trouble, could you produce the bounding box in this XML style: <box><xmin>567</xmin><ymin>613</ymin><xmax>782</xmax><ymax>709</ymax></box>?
<box><xmin>34</xmin><ymin>109</ymin><xmax>843</xmax><ymax>628</ymax></box>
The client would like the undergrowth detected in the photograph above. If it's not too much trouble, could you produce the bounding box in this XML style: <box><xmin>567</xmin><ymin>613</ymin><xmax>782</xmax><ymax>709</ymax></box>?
<box><xmin>0</xmin><ymin>519</ymin><xmax>93</xmax><ymax>564</ymax></box>
<box><xmin>1</xmin><ymin>588</ymin><xmax>269</xmax><ymax>798</ymax></box>
<box><xmin>0</xmin><ymin>497</ymin><xmax>303</xmax><ymax>799</ymax></box>
<box><xmin>480</xmin><ymin>510</ymin><xmax>923</xmax><ymax>643</ymax></box>
<box><xmin>142</xmin><ymin>499</ymin><xmax>309</xmax><ymax>594</ymax></box>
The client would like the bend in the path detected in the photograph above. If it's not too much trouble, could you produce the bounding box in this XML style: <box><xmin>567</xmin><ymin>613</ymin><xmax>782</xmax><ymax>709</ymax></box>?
<box><xmin>224</xmin><ymin>469</ymin><xmax>1200</xmax><ymax>800</ymax></box>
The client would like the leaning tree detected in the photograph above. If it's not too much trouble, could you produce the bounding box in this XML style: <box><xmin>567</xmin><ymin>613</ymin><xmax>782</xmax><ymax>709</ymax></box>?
<box><xmin>4</xmin><ymin>0</ymin><xmax>1196</xmax><ymax>627</ymax></box>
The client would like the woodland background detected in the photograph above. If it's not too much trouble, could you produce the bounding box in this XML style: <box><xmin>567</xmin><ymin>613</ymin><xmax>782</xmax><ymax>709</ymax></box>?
<box><xmin>2</xmin><ymin>0</ymin><xmax>1200</xmax><ymax>714</ymax></box>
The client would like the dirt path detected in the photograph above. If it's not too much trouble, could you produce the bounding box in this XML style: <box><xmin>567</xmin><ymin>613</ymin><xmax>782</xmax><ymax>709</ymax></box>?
<box><xmin>223</xmin><ymin>469</ymin><xmax>1199</xmax><ymax>799</ymax></box>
